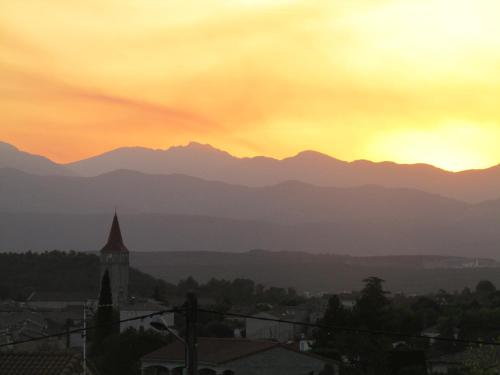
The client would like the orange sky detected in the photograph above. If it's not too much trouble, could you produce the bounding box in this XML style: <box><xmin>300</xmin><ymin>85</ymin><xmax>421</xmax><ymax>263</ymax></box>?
<box><xmin>2</xmin><ymin>0</ymin><xmax>500</xmax><ymax>171</ymax></box>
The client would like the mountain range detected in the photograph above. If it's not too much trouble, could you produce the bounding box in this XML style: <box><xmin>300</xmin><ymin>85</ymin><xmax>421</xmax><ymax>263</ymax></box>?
<box><xmin>1</xmin><ymin>167</ymin><xmax>500</xmax><ymax>257</ymax></box>
<box><xmin>64</xmin><ymin>143</ymin><xmax>500</xmax><ymax>203</ymax></box>
<box><xmin>2</xmin><ymin>140</ymin><xmax>500</xmax><ymax>258</ymax></box>
<box><xmin>0</xmin><ymin>168</ymin><xmax>466</xmax><ymax>223</ymax></box>
<box><xmin>4</xmin><ymin>140</ymin><xmax>500</xmax><ymax>202</ymax></box>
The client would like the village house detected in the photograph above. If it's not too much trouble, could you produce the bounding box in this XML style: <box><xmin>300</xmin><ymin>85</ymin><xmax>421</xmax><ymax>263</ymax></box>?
<box><xmin>120</xmin><ymin>300</ymin><xmax>174</xmax><ymax>333</ymax></box>
<box><xmin>26</xmin><ymin>291</ymin><xmax>95</xmax><ymax>310</ymax></box>
<box><xmin>245</xmin><ymin>306</ymin><xmax>310</xmax><ymax>343</ymax></box>
<box><xmin>141</xmin><ymin>337</ymin><xmax>339</xmax><ymax>375</ymax></box>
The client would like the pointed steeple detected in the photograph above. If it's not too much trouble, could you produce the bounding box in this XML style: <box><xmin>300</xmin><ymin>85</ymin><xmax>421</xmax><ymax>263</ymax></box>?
<box><xmin>101</xmin><ymin>212</ymin><xmax>128</xmax><ymax>253</ymax></box>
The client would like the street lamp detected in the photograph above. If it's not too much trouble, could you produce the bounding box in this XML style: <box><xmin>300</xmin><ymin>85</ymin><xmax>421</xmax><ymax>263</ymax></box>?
<box><xmin>150</xmin><ymin>315</ymin><xmax>188</xmax><ymax>375</ymax></box>
<box><xmin>150</xmin><ymin>316</ymin><xmax>185</xmax><ymax>344</ymax></box>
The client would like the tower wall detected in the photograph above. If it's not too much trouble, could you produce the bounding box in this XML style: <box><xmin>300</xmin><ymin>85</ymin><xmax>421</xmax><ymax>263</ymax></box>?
<box><xmin>100</xmin><ymin>251</ymin><xmax>129</xmax><ymax>307</ymax></box>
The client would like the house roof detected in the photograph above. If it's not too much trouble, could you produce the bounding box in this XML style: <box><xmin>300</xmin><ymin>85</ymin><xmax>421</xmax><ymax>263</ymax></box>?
<box><xmin>252</xmin><ymin>308</ymin><xmax>307</xmax><ymax>322</ymax></box>
<box><xmin>142</xmin><ymin>337</ymin><xmax>337</xmax><ymax>366</ymax></box>
<box><xmin>0</xmin><ymin>312</ymin><xmax>46</xmax><ymax>329</ymax></box>
<box><xmin>101</xmin><ymin>213</ymin><xmax>128</xmax><ymax>253</ymax></box>
<box><xmin>0</xmin><ymin>302</ymin><xmax>23</xmax><ymax>313</ymax></box>
<box><xmin>143</xmin><ymin>337</ymin><xmax>276</xmax><ymax>365</ymax></box>
<box><xmin>421</xmin><ymin>325</ymin><xmax>439</xmax><ymax>335</ymax></box>
<box><xmin>0</xmin><ymin>351</ymin><xmax>82</xmax><ymax>375</ymax></box>
<box><xmin>428</xmin><ymin>349</ymin><xmax>500</xmax><ymax>368</ymax></box>
<box><xmin>121</xmin><ymin>302</ymin><xmax>167</xmax><ymax>312</ymax></box>
<box><xmin>29</xmin><ymin>291</ymin><xmax>95</xmax><ymax>303</ymax></box>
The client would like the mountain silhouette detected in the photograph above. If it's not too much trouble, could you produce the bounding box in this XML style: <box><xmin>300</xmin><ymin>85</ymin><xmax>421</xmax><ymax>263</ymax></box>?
<box><xmin>0</xmin><ymin>141</ymin><xmax>74</xmax><ymax>176</ymax></box>
<box><xmin>64</xmin><ymin>141</ymin><xmax>500</xmax><ymax>203</ymax></box>
<box><xmin>0</xmin><ymin>168</ymin><xmax>465</xmax><ymax>224</ymax></box>
<box><xmin>4</xmin><ymin>140</ymin><xmax>500</xmax><ymax>203</ymax></box>
<box><xmin>4</xmin><ymin>167</ymin><xmax>500</xmax><ymax>257</ymax></box>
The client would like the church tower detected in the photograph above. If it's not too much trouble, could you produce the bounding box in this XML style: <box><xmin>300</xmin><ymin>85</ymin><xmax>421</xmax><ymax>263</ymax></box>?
<box><xmin>100</xmin><ymin>212</ymin><xmax>129</xmax><ymax>307</ymax></box>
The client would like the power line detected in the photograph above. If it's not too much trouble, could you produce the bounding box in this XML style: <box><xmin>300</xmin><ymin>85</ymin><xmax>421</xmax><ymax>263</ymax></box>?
<box><xmin>198</xmin><ymin>308</ymin><xmax>500</xmax><ymax>347</ymax></box>
<box><xmin>0</xmin><ymin>308</ymin><xmax>181</xmax><ymax>349</ymax></box>
<box><xmin>4</xmin><ymin>305</ymin><xmax>500</xmax><ymax>349</ymax></box>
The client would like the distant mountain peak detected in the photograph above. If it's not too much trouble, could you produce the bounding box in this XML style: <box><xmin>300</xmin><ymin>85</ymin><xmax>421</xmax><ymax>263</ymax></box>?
<box><xmin>167</xmin><ymin>141</ymin><xmax>233</xmax><ymax>158</ymax></box>
<box><xmin>185</xmin><ymin>141</ymin><xmax>218</xmax><ymax>150</ymax></box>
<box><xmin>289</xmin><ymin>150</ymin><xmax>342</xmax><ymax>163</ymax></box>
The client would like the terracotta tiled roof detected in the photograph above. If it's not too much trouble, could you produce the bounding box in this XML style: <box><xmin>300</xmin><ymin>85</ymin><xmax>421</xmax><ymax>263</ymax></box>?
<box><xmin>101</xmin><ymin>213</ymin><xmax>128</xmax><ymax>253</ymax></box>
<box><xmin>0</xmin><ymin>351</ymin><xmax>82</xmax><ymax>375</ymax></box>
<box><xmin>428</xmin><ymin>348</ymin><xmax>500</xmax><ymax>368</ymax></box>
<box><xmin>142</xmin><ymin>337</ymin><xmax>278</xmax><ymax>365</ymax></box>
<box><xmin>29</xmin><ymin>291</ymin><xmax>95</xmax><ymax>302</ymax></box>
<box><xmin>0</xmin><ymin>312</ymin><xmax>45</xmax><ymax>329</ymax></box>
<box><xmin>142</xmin><ymin>337</ymin><xmax>338</xmax><ymax>366</ymax></box>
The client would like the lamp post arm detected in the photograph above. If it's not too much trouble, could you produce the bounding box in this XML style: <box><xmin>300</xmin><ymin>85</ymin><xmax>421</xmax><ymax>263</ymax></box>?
<box><xmin>159</xmin><ymin>316</ymin><xmax>185</xmax><ymax>344</ymax></box>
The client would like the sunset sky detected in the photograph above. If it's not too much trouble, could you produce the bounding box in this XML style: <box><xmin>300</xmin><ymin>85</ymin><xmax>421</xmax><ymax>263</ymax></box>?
<box><xmin>2</xmin><ymin>0</ymin><xmax>500</xmax><ymax>171</ymax></box>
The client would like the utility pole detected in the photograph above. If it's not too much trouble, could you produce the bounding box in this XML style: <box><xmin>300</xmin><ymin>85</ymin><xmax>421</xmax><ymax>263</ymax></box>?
<box><xmin>185</xmin><ymin>292</ymin><xmax>198</xmax><ymax>375</ymax></box>
<box><xmin>83</xmin><ymin>301</ymin><xmax>87</xmax><ymax>375</ymax></box>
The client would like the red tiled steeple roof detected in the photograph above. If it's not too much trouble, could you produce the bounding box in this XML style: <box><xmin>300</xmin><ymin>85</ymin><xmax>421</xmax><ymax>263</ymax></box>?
<box><xmin>100</xmin><ymin>213</ymin><xmax>128</xmax><ymax>253</ymax></box>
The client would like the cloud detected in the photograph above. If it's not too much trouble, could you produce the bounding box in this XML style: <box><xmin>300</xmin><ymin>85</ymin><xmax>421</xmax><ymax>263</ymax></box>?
<box><xmin>0</xmin><ymin>63</ymin><xmax>218</xmax><ymax>127</ymax></box>
<box><xmin>2</xmin><ymin>0</ymin><xmax>500</xmax><ymax>167</ymax></box>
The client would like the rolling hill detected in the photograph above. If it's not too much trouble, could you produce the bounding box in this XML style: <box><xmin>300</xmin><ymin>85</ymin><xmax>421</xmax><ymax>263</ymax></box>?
<box><xmin>2</xmin><ymin>168</ymin><xmax>500</xmax><ymax>257</ymax></box>
<box><xmin>0</xmin><ymin>168</ymin><xmax>465</xmax><ymax>223</ymax></box>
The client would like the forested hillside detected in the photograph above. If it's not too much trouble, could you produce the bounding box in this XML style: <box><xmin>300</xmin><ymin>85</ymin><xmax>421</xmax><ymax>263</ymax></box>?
<box><xmin>0</xmin><ymin>251</ymin><xmax>170</xmax><ymax>300</ymax></box>
<box><xmin>0</xmin><ymin>251</ymin><xmax>303</xmax><ymax>306</ymax></box>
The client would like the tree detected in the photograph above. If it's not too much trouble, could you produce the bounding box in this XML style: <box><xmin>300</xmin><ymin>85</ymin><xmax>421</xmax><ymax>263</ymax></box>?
<box><xmin>357</xmin><ymin>277</ymin><xmax>390</xmax><ymax>330</ymax></box>
<box><xmin>95</xmin><ymin>270</ymin><xmax>117</xmax><ymax>341</ymax></box>
<box><xmin>314</xmin><ymin>295</ymin><xmax>348</xmax><ymax>358</ymax></box>
<box><xmin>324</xmin><ymin>295</ymin><xmax>348</xmax><ymax>326</ymax></box>
<box><xmin>177</xmin><ymin>276</ymin><xmax>199</xmax><ymax>294</ymax></box>
<box><xmin>435</xmin><ymin>316</ymin><xmax>459</xmax><ymax>354</ymax></box>
<box><xmin>354</xmin><ymin>277</ymin><xmax>393</xmax><ymax>374</ymax></box>
<box><xmin>475</xmin><ymin>281</ymin><xmax>496</xmax><ymax>295</ymax></box>
<box><xmin>230</xmin><ymin>278</ymin><xmax>255</xmax><ymax>304</ymax></box>
<box><xmin>99</xmin><ymin>328</ymin><xmax>169</xmax><ymax>375</ymax></box>
<box><xmin>488</xmin><ymin>291</ymin><xmax>500</xmax><ymax>308</ymax></box>
<box><xmin>463</xmin><ymin>343</ymin><xmax>500</xmax><ymax>375</ymax></box>
<box><xmin>91</xmin><ymin>270</ymin><xmax>119</xmax><ymax>374</ymax></box>
<box><xmin>411</xmin><ymin>297</ymin><xmax>440</xmax><ymax>329</ymax></box>
<box><xmin>263</xmin><ymin>287</ymin><xmax>288</xmax><ymax>303</ymax></box>
<box><xmin>0</xmin><ymin>251</ymin><xmax>175</xmax><ymax>301</ymax></box>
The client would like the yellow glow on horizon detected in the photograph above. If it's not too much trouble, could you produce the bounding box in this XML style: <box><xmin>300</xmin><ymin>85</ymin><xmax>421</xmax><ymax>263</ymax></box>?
<box><xmin>368</xmin><ymin>124</ymin><xmax>499</xmax><ymax>172</ymax></box>
<box><xmin>2</xmin><ymin>0</ymin><xmax>500</xmax><ymax>170</ymax></box>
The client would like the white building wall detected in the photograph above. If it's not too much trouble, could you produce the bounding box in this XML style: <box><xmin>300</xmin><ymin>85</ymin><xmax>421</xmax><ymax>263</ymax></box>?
<box><xmin>120</xmin><ymin>309</ymin><xmax>174</xmax><ymax>333</ymax></box>
<box><xmin>246</xmin><ymin>314</ymin><xmax>295</xmax><ymax>343</ymax></box>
